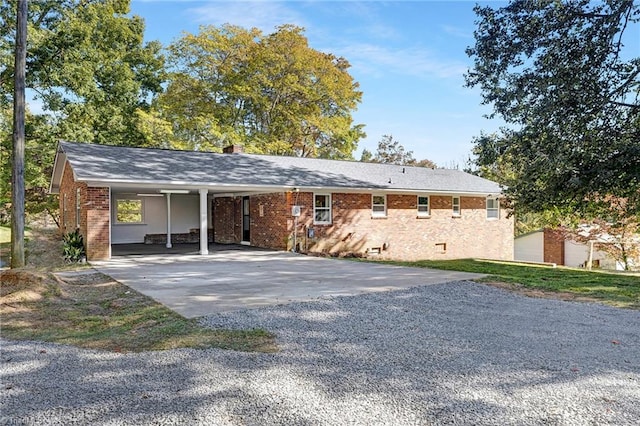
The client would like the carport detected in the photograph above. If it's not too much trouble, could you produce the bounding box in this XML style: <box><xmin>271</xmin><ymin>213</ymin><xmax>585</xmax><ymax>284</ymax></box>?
<box><xmin>92</xmin><ymin>248</ymin><xmax>484</xmax><ymax>318</ymax></box>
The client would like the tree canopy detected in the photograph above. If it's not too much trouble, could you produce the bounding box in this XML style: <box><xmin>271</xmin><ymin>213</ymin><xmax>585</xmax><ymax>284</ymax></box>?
<box><xmin>1</xmin><ymin>0</ymin><xmax>164</xmax><ymax>143</ymax></box>
<box><xmin>466</xmin><ymin>0</ymin><xmax>640</xmax><ymax>219</ymax></box>
<box><xmin>155</xmin><ymin>24</ymin><xmax>364</xmax><ymax>158</ymax></box>
<box><xmin>0</xmin><ymin>0</ymin><xmax>165</xmax><ymax>223</ymax></box>
<box><xmin>361</xmin><ymin>134</ymin><xmax>437</xmax><ymax>168</ymax></box>
<box><xmin>2</xmin><ymin>6</ymin><xmax>368</xmax><ymax>221</ymax></box>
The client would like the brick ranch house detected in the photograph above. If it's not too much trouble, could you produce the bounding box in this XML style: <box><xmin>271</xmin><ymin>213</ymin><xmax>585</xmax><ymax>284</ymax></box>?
<box><xmin>50</xmin><ymin>141</ymin><xmax>514</xmax><ymax>262</ymax></box>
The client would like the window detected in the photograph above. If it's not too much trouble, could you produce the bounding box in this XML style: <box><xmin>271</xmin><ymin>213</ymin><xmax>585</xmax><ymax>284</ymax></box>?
<box><xmin>417</xmin><ymin>196</ymin><xmax>430</xmax><ymax>216</ymax></box>
<box><xmin>372</xmin><ymin>194</ymin><xmax>387</xmax><ymax>217</ymax></box>
<box><xmin>314</xmin><ymin>194</ymin><xmax>331</xmax><ymax>224</ymax></box>
<box><xmin>76</xmin><ymin>188</ymin><xmax>81</xmax><ymax>228</ymax></box>
<box><xmin>487</xmin><ymin>197</ymin><xmax>500</xmax><ymax>219</ymax></box>
<box><xmin>116</xmin><ymin>199</ymin><xmax>143</xmax><ymax>223</ymax></box>
<box><xmin>452</xmin><ymin>196</ymin><xmax>461</xmax><ymax>216</ymax></box>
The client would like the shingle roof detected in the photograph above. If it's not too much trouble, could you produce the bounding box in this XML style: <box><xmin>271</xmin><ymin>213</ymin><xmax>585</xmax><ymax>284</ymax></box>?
<box><xmin>51</xmin><ymin>141</ymin><xmax>502</xmax><ymax>195</ymax></box>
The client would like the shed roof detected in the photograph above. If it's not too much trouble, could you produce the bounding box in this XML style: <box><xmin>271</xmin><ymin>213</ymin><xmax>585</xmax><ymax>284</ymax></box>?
<box><xmin>50</xmin><ymin>141</ymin><xmax>503</xmax><ymax>195</ymax></box>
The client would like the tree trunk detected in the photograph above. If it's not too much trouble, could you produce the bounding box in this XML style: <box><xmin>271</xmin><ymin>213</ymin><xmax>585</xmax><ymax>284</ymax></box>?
<box><xmin>11</xmin><ymin>0</ymin><xmax>27</xmax><ymax>268</ymax></box>
<box><xmin>46</xmin><ymin>207</ymin><xmax>60</xmax><ymax>229</ymax></box>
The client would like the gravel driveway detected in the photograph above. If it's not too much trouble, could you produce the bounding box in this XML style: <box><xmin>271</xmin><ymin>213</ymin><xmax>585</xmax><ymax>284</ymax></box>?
<box><xmin>2</xmin><ymin>281</ymin><xmax>639</xmax><ymax>425</ymax></box>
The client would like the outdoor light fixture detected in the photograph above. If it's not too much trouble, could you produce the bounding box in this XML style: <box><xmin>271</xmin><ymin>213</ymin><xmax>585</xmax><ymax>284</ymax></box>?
<box><xmin>136</xmin><ymin>193</ymin><xmax>164</xmax><ymax>197</ymax></box>
<box><xmin>159</xmin><ymin>189</ymin><xmax>190</xmax><ymax>194</ymax></box>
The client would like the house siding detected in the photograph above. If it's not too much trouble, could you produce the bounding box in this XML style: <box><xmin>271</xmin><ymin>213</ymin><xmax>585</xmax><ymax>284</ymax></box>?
<box><xmin>514</xmin><ymin>232</ymin><xmax>544</xmax><ymax>263</ymax></box>
<box><xmin>209</xmin><ymin>191</ymin><xmax>513</xmax><ymax>261</ymax></box>
<box><xmin>564</xmin><ymin>240</ymin><xmax>613</xmax><ymax>269</ymax></box>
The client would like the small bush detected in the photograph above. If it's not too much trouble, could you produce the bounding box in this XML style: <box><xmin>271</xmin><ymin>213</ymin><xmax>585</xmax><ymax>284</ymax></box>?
<box><xmin>62</xmin><ymin>229</ymin><xmax>86</xmax><ymax>263</ymax></box>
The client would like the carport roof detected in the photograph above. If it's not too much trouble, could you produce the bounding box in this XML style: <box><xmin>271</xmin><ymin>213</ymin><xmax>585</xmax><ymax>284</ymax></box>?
<box><xmin>50</xmin><ymin>141</ymin><xmax>503</xmax><ymax>195</ymax></box>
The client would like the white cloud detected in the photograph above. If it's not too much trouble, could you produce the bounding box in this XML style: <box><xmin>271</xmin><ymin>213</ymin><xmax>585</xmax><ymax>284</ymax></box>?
<box><xmin>335</xmin><ymin>43</ymin><xmax>467</xmax><ymax>80</ymax></box>
<box><xmin>326</xmin><ymin>1</ymin><xmax>400</xmax><ymax>40</ymax></box>
<box><xmin>186</xmin><ymin>1</ymin><xmax>306</xmax><ymax>33</ymax></box>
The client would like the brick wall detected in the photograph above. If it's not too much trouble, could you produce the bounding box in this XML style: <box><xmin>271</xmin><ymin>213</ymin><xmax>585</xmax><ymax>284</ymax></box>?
<box><xmin>250</xmin><ymin>193</ymin><xmax>290</xmax><ymax>250</ymax></box>
<box><xmin>214</xmin><ymin>191</ymin><xmax>514</xmax><ymax>261</ymax></box>
<box><xmin>59</xmin><ymin>162</ymin><xmax>78</xmax><ymax>235</ymax></box>
<box><xmin>59</xmin><ymin>162</ymin><xmax>111</xmax><ymax>261</ymax></box>
<box><xmin>283</xmin><ymin>192</ymin><xmax>513</xmax><ymax>261</ymax></box>
<box><xmin>85</xmin><ymin>187</ymin><xmax>110</xmax><ymax>260</ymax></box>
<box><xmin>213</xmin><ymin>197</ymin><xmax>242</xmax><ymax>243</ymax></box>
<box><xmin>144</xmin><ymin>229</ymin><xmax>214</xmax><ymax>244</ymax></box>
<box><xmin>62</xmin><ymin>175</ymin><xmax>513</xmax><ymax>262</ymax></box>
<box><xmin>543</xmin><ymin>228</ymin><xmax>565</xmax><ymax>265</ymax></box>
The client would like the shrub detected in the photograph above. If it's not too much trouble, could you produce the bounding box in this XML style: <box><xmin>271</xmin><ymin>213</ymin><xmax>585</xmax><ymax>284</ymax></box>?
<box><xmin>62</xmin><ymin>229</ymin><xmax>86</xmax><ymax>263</ymax></box>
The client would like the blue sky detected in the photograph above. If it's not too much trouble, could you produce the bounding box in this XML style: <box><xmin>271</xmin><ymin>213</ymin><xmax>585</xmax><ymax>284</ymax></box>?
<box><xmin>130</xmin><ymin>0</ymin><xmax>507</xmax><ymax>166</ymax></box>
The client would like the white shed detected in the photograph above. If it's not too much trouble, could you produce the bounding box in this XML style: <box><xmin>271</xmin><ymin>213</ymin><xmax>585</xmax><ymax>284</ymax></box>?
<box><xmin>515</xmin><ymin>229</ymin><xmax>624</xmax><ymax>270</ymax></box>
<box><xmin>514</xmin><ymin>231</ymin><xmax>544</xmax><ymax>263</ymax></box>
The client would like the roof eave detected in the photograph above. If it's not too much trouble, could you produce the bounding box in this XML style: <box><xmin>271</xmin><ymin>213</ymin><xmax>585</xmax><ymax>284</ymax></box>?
<box><xmin>78</xmin><ymin>176</ymin><xmax>502</xmax><ymax>197</ymax></box>
<box><xmin>49</xmin><ymin>144</ymin><xmax>67</xmax><ymax>194</ymax></box>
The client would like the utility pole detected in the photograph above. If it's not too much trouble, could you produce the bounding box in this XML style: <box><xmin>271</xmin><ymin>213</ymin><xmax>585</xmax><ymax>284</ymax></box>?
<box><xmin>11</xmin><ymin>0</ymin><xmax>27</xmax><ymax>268</ymax></box>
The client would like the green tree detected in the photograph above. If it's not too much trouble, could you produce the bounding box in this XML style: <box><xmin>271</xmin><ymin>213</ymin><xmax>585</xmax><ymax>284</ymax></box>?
<box><xmin>359</xmin><ymin>148</ymin><xmax>373</xmax><ymax>163</ymax></box>
<box><xmin>372</xmin><ymin>135</ymin><xmax>415</xmax><ymax>164</ymax></box>
<box><xmin>1</xmin><ymin>108</ymin><xmax>59</xmax><ymax>226</ymax></box>
<box><xmin>362</xmin><ymin>134</ymin><xmax>437</xmax><ymax>168</ymax></box>
<box><xmin>158</xmin><ymin>24</ymin><xmax>364</xmax><ymax>158</ymax></box>
<box><xmin>413</xmin><ymin>158</ymin><xmax>438</xmax><ymax>169</ymax></box>
<box><xmin>0</xmin><ymin>0</ymin><xmax>165</xmax><ymax>221</ymax></box>
<box><xmin>1</xmin><ymin>0</ymin><xmax>165</xmax><ymax>143</ymax></box>
<box><xmin>466</xmin><ymin>0</ymin><xmax>640</xmax><ymax>219</ymax></box>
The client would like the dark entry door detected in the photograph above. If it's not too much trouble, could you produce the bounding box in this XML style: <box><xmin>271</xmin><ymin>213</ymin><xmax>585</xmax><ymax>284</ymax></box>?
<box><xmin>242</xmin><ymin>196</ymin><xmax>250</xmax><ymax>243</ymax></box>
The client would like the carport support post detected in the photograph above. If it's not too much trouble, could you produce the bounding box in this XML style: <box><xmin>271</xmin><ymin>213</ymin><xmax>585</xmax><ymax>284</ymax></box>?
<box><xmin>166</xmin><ymin>193</ymin><xmax>172</xmax><ymax>248</ymax></box>
<box><xmin>199</xmin><ymin>189</ymin><xmax>208</xmax><ymax>255</ymax></box>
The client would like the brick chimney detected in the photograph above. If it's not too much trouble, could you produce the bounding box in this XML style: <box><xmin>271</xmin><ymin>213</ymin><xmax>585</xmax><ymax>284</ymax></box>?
<box><xmin>222</xmin><ymin>144</ymin><xmax>244</xmax><ymax>154</ymax></box>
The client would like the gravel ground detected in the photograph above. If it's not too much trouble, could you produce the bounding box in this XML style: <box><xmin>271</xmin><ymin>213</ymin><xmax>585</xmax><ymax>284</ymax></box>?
<box><xmin>2</xmin><ymin>280</ymin><xmax>639</xmax><ymax>425</ymax></box>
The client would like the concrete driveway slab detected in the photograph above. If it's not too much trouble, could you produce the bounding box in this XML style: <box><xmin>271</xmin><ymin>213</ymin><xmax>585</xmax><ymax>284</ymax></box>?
<box><xmin>92</xmin><ymin>249</ymin><xmax>483</xmax><ymax>318</ymax></box>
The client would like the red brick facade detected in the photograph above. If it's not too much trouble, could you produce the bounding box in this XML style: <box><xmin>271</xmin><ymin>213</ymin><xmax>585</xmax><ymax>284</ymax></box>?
<box><xmin>543</xmin><ymin>228</ymin><xmax>565</xmax><ymax>265</ymax></box>
<box><xmin>59</xmin><ymin>162</ymin><xmax>110</xmax><ymax>260</ymax></box>
<box><xmin>61</xmin><ymin>161</ymin><xmax>513</xmax><ymax>262</ymax></box>
<box><xmin>250</xmin><ymin>192</ymin><xmax>291</xmax><ymax>249</ymax></box>
<box><xmin>213</xmin><ymin>197</ymin><xmax>242</xmax><ymax>243</ymax></box>
<box><xmin>212</xmin><ymin>191</ymin><xmax>514</xmax><ymax>261</ymax></box>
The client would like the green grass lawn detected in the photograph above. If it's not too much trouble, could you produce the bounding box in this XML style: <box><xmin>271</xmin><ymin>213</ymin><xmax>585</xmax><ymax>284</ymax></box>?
<box><xmin>2</xmin><ymin>226</ymin><xmax>277</xmax><ymax>353</ymax></box>
<box><xmin>1</xmin><ymin>270</ymin><xmax>277</xmax><ymax>353</ymax></box>
<box><xmin>378</xmin><ymin>259</ymin><xmax>640</xmax><ymax>309</ymax></box>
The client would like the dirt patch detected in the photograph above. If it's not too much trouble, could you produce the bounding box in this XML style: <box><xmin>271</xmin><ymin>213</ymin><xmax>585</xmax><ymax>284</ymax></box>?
<box><xmin>54</xmin><ymin>270</ymin><xmax>115</xmax><ymax>286</ymax></box>
<box><xmin>2</xmin><ymin>270</ymin><xmax>276</xmax><ymax>353</ymax></box>
<box><xmin>25</xmin><ymin>227</ymin><xmax>71</xmax><ymax>270</ymax></box>
<box><xmin>483</xmin><ymin>281</ymin><xmax>606</xmax><ymax>305</ymax></box>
